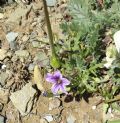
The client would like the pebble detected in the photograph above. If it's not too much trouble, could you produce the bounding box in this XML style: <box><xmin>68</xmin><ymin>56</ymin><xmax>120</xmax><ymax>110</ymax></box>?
<box><xmin>22</xmin><ymin>35</ymin><xmax>29</xmax><ymax>42</ymax></box>
<box><xmin>31</xmin><ymin>22</ymin><xmax>37</xmax><ymax>27</ymax></box>
<box><xmin>53</xmin><ymin>114</ymin><xmax>62</xmax><ymax>122</ymax></box>
<box><xmin>44</xmin><ymin>114</ymin><xmax>53</xmax><ymax>122</ymax></box>
<box><xmin>49</xmin><ymin>98</ymin><xmax>61</xmax><ymax>110</ymax></box>
<box><xmin>6</xmin><ymin>32</ymin><xmax>18</xmax><ymax>50</ymax></box>
<box><xmin>0</xmin><ymin>49</ymin><xmax>7</xmax><ymax>60</ymax></box>
<box><xmin>0</xmin><ymin>115</ymin><xmax>5</xmax><ymax>123</ymax></box>
<box><xmin>10</xmin><ymin>82</ymin><xmax>37</xmax><ymax>116</ymax></box>
<box><xmin>1</xmin><ymin>65</ymin><xmax>6</xmax><ymax>70</ymax></box>
<box><xmin>0</xmin><ymin>13</ymin><xmax>4</xmax><ymax>19</ymax></box>
<box><xmin>11</xmin><ymin>55</ymin><xmax>18</xmax><ymax>62</ymax></box>
<box><xmin>0</xmin><ymin>88</ymin><xmax>9</xmax><ymax>104</ymax></box>
<box><xmin>6</xmin><ymin>52</ymin><xmax>13</xmax><ymax>58</ymax></box>
<box><xmin>28</xmin><ymin>63</ymin><xmax>35</xmax><ymax>71</ymax></box>
<box><xmin>15</xmin><ymin>50</ymin><xmax>29</xmax><ymax>58</ymax></box>
<box><xmin>30</xmin><ymin>31</ymin><xmax>38</xmax><ymax>39</ymax></box>
<box><xmin>6</xmin><ymin>32</ymin><xmax>18</xmax><ymax>43</ymax></box>
<box><xmin>0</xmin><ymin>72</ymin><xmax>9</xmax><ymax>86</ymax></box>
<box><xmin>46</xmin><ymin>0</ymin><xmax>57</xmax><ymax>7</ymax></box>
<box><xmin>92</xmin><ymin>105</ymin><xmax>96</xmax><ymax>110</ymax></box>
<box><xmin>67</xmin><ymin>114</ymin><xmax>76</xmax><ymax>123</ymax></box>
<box><xmin>32</xmin><ymin>41</ymin><xmax>40</xmax><ymax>48</ymax></box>
<box><xmin>33</xmin><ymin>52</ymin><xmax>49</xmax><ymax>67</ymax></box>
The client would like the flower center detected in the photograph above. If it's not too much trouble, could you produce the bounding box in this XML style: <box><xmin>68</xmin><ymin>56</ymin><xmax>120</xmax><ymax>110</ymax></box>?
<box><xmin>58</xmin><ymin>79</ymin><xmax>62</xmax><ymax>84</ymax></box>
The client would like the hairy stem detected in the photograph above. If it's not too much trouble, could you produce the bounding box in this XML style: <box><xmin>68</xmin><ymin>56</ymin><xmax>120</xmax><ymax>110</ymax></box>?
<box><xmin>42</xmin><ymin>0</ymin><xmax>55</xmax><ymax>55</ymax></box>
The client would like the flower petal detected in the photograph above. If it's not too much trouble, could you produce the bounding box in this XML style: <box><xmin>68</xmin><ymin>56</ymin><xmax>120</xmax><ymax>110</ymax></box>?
<box><xmin>61</xmin><ymin>78</ymin><xmax>70</xmax><ymax>85</ymax></box>
<box><xmin>51</xmin><ymin>84</ymin><xmax>61</xmax><ymax>94</ymax></box>
<box><xmin>53</xmin><ymin>70</ymin><xmax>62</xmax><ymax>80</ymax></box>
<box><xmin>46</xmin><ymin>73</ymin><xmax>57</xmax><ymax>83</ymax></box>
<box><xmin>59</xmin><ymin>84</ymin><xmax>68</xmax><ymax>94</ymax></box>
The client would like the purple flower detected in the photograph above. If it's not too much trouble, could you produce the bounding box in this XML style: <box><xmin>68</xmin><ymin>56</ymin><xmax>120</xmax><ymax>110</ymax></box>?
<box><xmin>46</xmin><ymin>70</ymin><xmax>70</xmax><ymax>94</ymax></box>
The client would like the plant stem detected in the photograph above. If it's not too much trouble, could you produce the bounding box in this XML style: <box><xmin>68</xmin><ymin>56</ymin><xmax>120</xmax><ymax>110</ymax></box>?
<box><xmin>106</xmin><ymin>95</ymin><xmax>120</xmax><ymax>103</ymax></box>
<box><xmin>42</xmin><ymin>0</ymin><xmax>55</xmax><ymax>55</ymax></box>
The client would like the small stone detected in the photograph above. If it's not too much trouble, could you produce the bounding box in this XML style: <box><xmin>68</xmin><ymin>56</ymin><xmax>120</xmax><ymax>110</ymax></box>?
<box><xmin>28</xmin><ymin>63</ymin><xmax>35</xmax><ymax>71</ymax></box>
<box><xmin>0</xmin><ymin>115</ymin><xmax>5</xmax><ymax>123</ymax></box>
<box><xmin>6</xmin><ymin>32</ymin><xmax>18</xmax><ymax>43</ymax></box>
<box><xmin>34</xmin><ymin>52</ymin><xmax>49</xmax><ymax>67</ymax></box>
<box><xmin>15</xmin><ymin>50</ymin><xmax>29</xmax><ymax>58</ymax></box>
<box><xmin>19</xmin><ymin>44</ymin><xmax>26</xmax><ymax>50</ymax></box>
<box><xmin>0</xmin><ymin>72</ymin><xmax>9</xmax><ymax>86</ymax></box>
<box><xmin>92</xmin><ymin>105</ymin><xmax>96</xmax><ymax>110</ymax></box>
<box><xmin>6</xmin><ymin>52</ymin><xmax>13</xmax><ymax>58</ymax></box>
<box><xmin>0</xmin><ymin>88</ymin><xmax>9</xmax><ymax>104</ymax></box>
<box><xmin>0</xmin><ymin>49</ymin><xmax>7</xmax><ymax>60</ymax></box>
<box><xmin>30</xmin><ymin>31</ymin><xmax>38</xmax><ymax>39</ymax></box>
<box><xmin>11</xmin><ymin>55</ymin><xmax>18</xmax><ymax>62</ymax></box>
<box><xmin>67</xmin><ymin>114</ymin><xmax>76</xmax><ymax>123</ymax></box>
<box><xmin>49</xmin><ymin>98</ymin><xmax>61</xmax><ymax>110</ymax></box>
<box><xmin>32</xmin><ymin>41</ymin><xmax>40</xmax><ymax>48</ymax></box>
<box><xmin>22</xmin><ymin>35</ymin><xmax>29</xmax><ymax>42</ymax></box>
<box><xmin>44</xmin><ymin>115</ymin><xmax>53</xmax><ymax>122</ymax></box>
<box><xmin>46</xmin><ymin>0</ymin><xmax>57</xmax><ymax>6</ymax></box>
<box><xmin>6</xmin><ymin>32</ymin><xmax>18</xmax><ymax>50</ymax></box>
<box><xmin>0</xmin><ymin>13</ymin><xmax>4</xmax><ymax>19</ymax></box>
<box><xmin>1</xmin><ymin>65</ymin><xmax>6</xmax><ymax>70</ymax></box>
<box><xmin>53</xmin><ymin>114</ymin><xmax>62</xmax><ymax>122</ymax></box>
<box><xmin>40</xmin><ymin>118</ymin><xmax>48</xmax><ymax>123</ymax></box>
<box><xmin>31</xmin><ymin>22</ymin><xmax>37</xmax><ymax>27</ymax></box>
<box><xmin>10</xmin><ymin>82</ymin><xmax>37</xmax><ymax>116</ymax></box>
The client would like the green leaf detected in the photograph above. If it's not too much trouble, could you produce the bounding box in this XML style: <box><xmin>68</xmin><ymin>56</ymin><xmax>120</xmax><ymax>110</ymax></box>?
<box><xmin>107</xmin><ymin>120</ymin><xmax>120</xmax><ymax>123</ymax></box>
<box><xmin>103</xmin><ymin>103</ymin><xmax>109</xmax><ymax>114</ymax></box>
<box><xmin>111</xmin><ymin>103</ymin><xmax>120</xmax><ymax>112</ymax></box>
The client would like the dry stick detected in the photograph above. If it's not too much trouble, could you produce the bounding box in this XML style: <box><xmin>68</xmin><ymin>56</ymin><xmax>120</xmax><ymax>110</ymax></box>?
<box><xmin>94</xmin><ymin>95</ymin><xmax>120</xmax><ymax>106</ymax></box>
<box><xmin>42</xmin><ymin>0</ymin><xmax>56</xmax><ymax>56</ymax></box>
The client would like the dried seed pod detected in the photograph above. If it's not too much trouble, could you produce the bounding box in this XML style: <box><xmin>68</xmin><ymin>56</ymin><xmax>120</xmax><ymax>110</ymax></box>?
<box><xmin>33</xmin><ymin>65</ymin><xmax>44</xmax><ymax>91</ymax></box>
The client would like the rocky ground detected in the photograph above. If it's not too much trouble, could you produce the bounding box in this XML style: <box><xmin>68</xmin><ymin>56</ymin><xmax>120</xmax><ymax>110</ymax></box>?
<box><xmin>0</xmin><ymin>0</ymin><xmax>118</xmax><ymax>123</ymax></box>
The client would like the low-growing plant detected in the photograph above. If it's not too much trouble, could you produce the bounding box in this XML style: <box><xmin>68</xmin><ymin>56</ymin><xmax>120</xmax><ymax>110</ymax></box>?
<box><xmin>58</xmin><ymin>0</ymin><xmax>120</xmax><ymax>101</ymax></box>
<box><xmin>40</xmin><ymin>0</ymin><xmax>120</xmax><ymax>122</ymax></box>
<box><xmin>43</xmin><ymin>0</ymin><xmax>120</xmax><ymax>107</ymax></box>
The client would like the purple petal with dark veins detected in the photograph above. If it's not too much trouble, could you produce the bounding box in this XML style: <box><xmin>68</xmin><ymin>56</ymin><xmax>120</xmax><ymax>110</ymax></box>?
<box><xmin>60</xmin><ymin>84</ymin><xmax>68</xmax><ymax>94</ymax></box>
<box><xmin>61</xmin><ymin>78</ymin><xmax>70</xmax><ymax>85</ymax></box>
<box><xmin>51</xmin><ymin>84</ymin><xmax>61</xmax><ymax>94</ymax></box>
<box><xmin>53</xmin><ymin>70</ymin><xmax>62</xmax><ymax>80</ymax></box>
<box><xmin>46</xmin><ymin>73</ymin><xmax>57</xmax><ymax>83</ymax></box>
